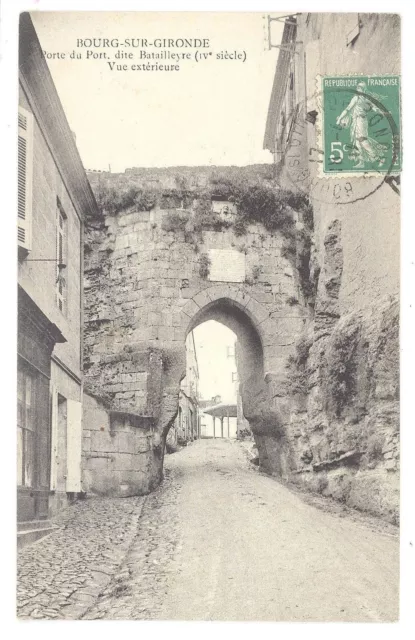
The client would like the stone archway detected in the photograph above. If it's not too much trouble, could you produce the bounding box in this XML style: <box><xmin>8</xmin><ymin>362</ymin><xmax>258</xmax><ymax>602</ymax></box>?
<box><xmin>156</xmin><ymin>285</ymin><xmax>297</xmax><ymax>482</ymax></box>
<box><xmin>161</xmin><ymin>292</ymin><xmax>266</xmax><ymax>437</ymax></box>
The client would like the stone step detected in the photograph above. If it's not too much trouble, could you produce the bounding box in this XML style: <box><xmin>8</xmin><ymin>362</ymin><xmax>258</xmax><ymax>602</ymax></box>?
<box><xmin>17</xmin><ymin>522</ymin><xmax>56</xmax><ymax>550</ymax></box>
<box><xmin>17</xmin><ymin>519</ymin><xmax>53</xmax><ymax>532</ymax></box>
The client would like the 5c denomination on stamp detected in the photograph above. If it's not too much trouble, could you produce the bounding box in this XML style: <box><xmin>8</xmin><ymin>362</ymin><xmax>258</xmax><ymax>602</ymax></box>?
<box><xmin>284</xmin><ymin>75</ymin><xmax>401</xmax><ymax>205</ymax></box>
<box><xmin>322</xmin><ymin>75</ymin><xmax>401</xmax><ymax>174</ymax></box>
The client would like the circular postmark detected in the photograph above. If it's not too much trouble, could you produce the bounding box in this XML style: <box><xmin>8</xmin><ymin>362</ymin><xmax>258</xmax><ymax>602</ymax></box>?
<box><xmin>283</xmin><ymin>79</ymin><xmax>401</xmax><ymax>206</ymax></box>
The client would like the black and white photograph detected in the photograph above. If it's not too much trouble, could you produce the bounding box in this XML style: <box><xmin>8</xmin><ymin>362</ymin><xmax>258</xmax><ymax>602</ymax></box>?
<box><xmin>3</xmin><ymin>0</ymin><xmax>414</xmax><ymax>631</ymax></box>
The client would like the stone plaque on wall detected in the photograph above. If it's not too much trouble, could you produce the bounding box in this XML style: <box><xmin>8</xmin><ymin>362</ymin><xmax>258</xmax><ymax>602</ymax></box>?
<box><xmin>208</xmin><ymin>249</ymin><xmax>246</xmax><ymax>283</ymax></box>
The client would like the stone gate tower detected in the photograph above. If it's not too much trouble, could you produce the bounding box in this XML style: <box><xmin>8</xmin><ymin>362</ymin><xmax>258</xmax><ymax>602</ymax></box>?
<box><xmin>81</xmin><ymin>171</ymin><xmax>307</xmax><ymax>497</ymax></box>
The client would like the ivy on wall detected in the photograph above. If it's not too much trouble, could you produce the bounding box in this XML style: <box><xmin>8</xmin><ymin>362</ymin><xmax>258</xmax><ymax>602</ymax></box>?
<box><xmin>94</xmin><ymin>175</ymin><xmax>311</xmax><ymax>233</ymax></box>
<box><xmin>198</xmin><ymin>253</ymin><xmax>211</xmax><ymax>279</ymax></box>
<box><xmin>90</xmin><ymin>174</ymin><xmax>316</xmax><ymax>303</ymax></box>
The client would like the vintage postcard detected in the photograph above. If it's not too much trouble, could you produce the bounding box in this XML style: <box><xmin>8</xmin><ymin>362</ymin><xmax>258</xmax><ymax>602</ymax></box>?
<box><xmin>12</xmin><ymin>5</ymin><xmax>406</xmax><ymax>626</ymax></box>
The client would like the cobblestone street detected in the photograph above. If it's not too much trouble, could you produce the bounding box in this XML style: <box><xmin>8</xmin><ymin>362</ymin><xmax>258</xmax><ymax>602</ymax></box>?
<box><xmin>17</xmin><ymin>439</ymin><xmax>399</xmax><ymax>622</ymax></box>
<box><xmin>17</xmin><ymin>496</ymin><xmax>145</xmax><ymax>619</ymax></box>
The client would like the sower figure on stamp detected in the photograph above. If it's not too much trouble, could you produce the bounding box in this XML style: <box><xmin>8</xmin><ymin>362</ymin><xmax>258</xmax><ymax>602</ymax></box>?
<box><xmin>336</xmin><ymin>81</ymin><xmax>388</xmax><ymax>169</ymax></box>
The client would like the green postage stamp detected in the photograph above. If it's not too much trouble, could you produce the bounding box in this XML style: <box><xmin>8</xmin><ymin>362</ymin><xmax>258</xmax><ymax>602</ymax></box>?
<box><xmin>322</xmin><ymin>75</ymin><xmax>401</xmax><ymax>174</ymax></box>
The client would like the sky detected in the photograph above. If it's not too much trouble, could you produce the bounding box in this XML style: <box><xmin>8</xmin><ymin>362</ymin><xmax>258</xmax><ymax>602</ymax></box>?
<box><xmin>193</xmin><ymin>321</ymin><xmax>237</xmax><ymax>404</ymax></box>
<box><xmin>31</xmin><ymin>11</ymin><xmax>282</xmax><ymax>172</ymax></box>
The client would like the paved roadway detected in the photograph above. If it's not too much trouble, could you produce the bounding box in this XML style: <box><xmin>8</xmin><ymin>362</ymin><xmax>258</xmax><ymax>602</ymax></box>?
<box><xmin>85</xmin><ymin>438</ymin><xmax>399</xmax><ymax>622</ymax></box>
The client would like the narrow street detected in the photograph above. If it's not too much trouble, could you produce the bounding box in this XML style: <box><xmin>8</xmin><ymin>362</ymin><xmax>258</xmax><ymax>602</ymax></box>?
<box><xmin>86</xmin><ymin>439</ymin><xmax>398</xmax><ymax>622</ymax></box>
<box><xmin>17</xmin><ymin>439</ymin><xmax>399</xmax><ymax>622</ymax></box>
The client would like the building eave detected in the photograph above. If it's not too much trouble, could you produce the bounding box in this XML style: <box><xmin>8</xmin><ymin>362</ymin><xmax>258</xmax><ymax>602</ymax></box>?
<box><xmin>19</xmin><ymin>13</ymin><xmax>100</xmax><ymax>222</ymax></box>
<box><xmin>203</xmin><ymin>402</ymin><xmax>237</xmax><ymax>418</ymax></box>
<box><xmin>263</xmin><ymin>19</ymin><xmax>298</xmax><ymax>153</ymax></box>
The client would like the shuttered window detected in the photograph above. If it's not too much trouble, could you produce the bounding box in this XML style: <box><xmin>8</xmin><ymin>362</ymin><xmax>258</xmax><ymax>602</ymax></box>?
<box><xmin>56</xmin><ymin>199</ymin><xmax>67</xmax><ymax>313</ymax></box>
<box><xmin>18</xmin><ymin>107</ymin><xmax>34</xmax><ymax>252</ymax></box>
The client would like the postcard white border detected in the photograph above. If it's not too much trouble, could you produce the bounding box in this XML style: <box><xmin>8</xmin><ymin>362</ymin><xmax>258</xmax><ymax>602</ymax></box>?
<box><xmin>1</xmin><ymin>2</ymin><xmax>414</xmax><ymax>639</ymax></box>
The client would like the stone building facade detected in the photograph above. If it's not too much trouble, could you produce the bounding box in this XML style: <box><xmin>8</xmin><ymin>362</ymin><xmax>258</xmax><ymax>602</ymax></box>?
<box><xmin>263</xmin><ymin>13</ymin><xmax>400</xmax><ymax>523</ymax></box>
<box><xmin>17</xmin><ymin>14</ymin><xmax>98</xmax><ymax>544</ymax></box>
<box><xmin>167</xmin><ymin>331</ymin><xmax>200</xmax><ymax>448</ymax></box>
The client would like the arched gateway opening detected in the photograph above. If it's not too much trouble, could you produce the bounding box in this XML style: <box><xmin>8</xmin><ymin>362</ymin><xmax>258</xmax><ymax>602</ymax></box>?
<box><xmin>165</xmin><ymin>298</ymin><xmax>264</xmax><ymax>451</ymax></box>
<box><xmin>158</xmin><ymin>290</ymin><xmax>283</xmax><ymax>481</ymax></box>
<box><xmin>192</xmin><ymin>321</ymin><xmax>243</xmax><ymax>440</ymax></box>
<box><xmin>187</xmin><ymin>298</ymin><xmax>264</xmax><ymax>383</ymax></box>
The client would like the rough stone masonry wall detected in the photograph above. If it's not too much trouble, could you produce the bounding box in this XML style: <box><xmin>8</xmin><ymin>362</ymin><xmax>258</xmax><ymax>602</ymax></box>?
<box><xmin>82</xmin><ymin>201</ymin><xmax>306</xmax><ymax>497</ymax></box>
<box><xmin>297</xmin><ymin>14</ymin><xmax>399</xmax><ymax>523</ymax></box>
<box><xmin>256</xmin><ymin>219</ymin><xmax>399</xmax><ymax>524</ymax></box>
<box><xmin>82</xmin><ymin>393</ymin><xmax>160</xmax><ymax>497</ymax></box>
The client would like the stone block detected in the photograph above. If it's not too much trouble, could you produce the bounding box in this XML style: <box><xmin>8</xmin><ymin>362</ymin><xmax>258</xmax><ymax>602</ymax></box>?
<box><xmin>90</xmin><ymin>430</ymin><xmax>118</xmax><ymax>453</ymax></box>
<box><xmin>245</xmin><ymin>297</ymin><xmax>270</xmax><ymax>324</ymax></box>
<box><xmin>85</xmin><ymin>455</ymin><xmax>112</xmax><ymax>472</ymax></box>
<box><xmin>264</xmin><ymin>355</ymin><xmax>287</xmax><ymax>376</ymax></box>
<box><xmin>160</xmin><ymin>287</ymin><xmax>176</xmax><ymax>298</ymax></box>
<box><xmin>228</xmin><ymin>287</ymin><xmax>250</xmax><ymax>307</ymax></box>
<box><xmin>83</xmin><ymin>394</ymin><xmax>110</xmax><ymax>432</ymax></box>
<box><xmin>179</xmin><ymin>286</ymin><xmax>199</xmax><ymax>300</ymax></box>
<box><xmin>114</xmin><ymin>453</ymin><xmax>135</xmax><ymax>471</ymax></box>
<box><xmin>161</xmin><ymin>309</ymin><xmax>174</xmax><ymax>326</ymax></box>
<box><xmin>117</xmin><ymin>431</ymin><xmax>136</xmax><ymax>454</ymax></box>
<box><xmin>115</xmin><ymin>234</ymin><xmax>129</xmax><ymax>250</ymax></box>
<box><xmin>259</xmin><ymin>323</ymin><xmax>280</xmax><ymax>349</ymax></box>
<box><xmin>157</xmin><ymin>325</ymin><xmax>174</xmax><ymax>341</ymax></box>
<box><xmin>83</xmin><ymin>435</ymin><xmax>91</xmax><ymax>453</ymax></box>
<box><xmin>251</xmin><ymin>290</ymin><xmax>275</xmax><ymax>305</ymax></box>
<box><xmin>173</xmin><ymin>326</ymin><xmax>186</xmax><ymax>341</ymax></box>
<box><xmin>181</xmin><ymin>299</ymin><xmax>200</xmax><ymax>318</ymax></box>
<box><xmin>205</xmin><ymin>283</ymin><xmax>233</xmax><ymax>301</ymax></box>
<box><xmin>191</xmin><ymin>289</ymin><xmax>213</xmax><ymax>309</ymax></box>
<box><xmin>106</xmin><ymin>382</ymin><xmax>123</xmax><ymax>393</ymax></box>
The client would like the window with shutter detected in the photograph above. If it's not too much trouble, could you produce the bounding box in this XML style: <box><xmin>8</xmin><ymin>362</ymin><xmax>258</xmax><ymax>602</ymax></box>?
<box><xmin>56</xmin><ymin>199</ymin><xmax>68</xmax><ymax>313</ymax></box>
<box><xmin>18</xmin><ymin>107</ymin><xmax>33</xmax><ymax>253</ymax></box>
